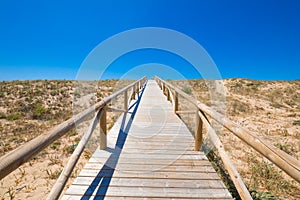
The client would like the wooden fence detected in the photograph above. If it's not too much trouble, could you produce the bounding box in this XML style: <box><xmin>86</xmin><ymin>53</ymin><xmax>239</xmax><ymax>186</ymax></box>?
<box><xmin>155</xmin><ymin>76</ymin><xmax>300</xmax><ymax>199</ymax></box>
<box><xmin>0</xmin><ymin>77</ymin><xmax>146</xmax><ymax>199</ymax></box>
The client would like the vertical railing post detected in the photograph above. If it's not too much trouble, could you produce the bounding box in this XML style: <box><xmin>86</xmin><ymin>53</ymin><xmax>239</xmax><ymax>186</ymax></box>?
<box><xmin>124</xmin><ymin>90</ymin><xmax>128</xmax><ymax>110</ymax></box>
<box><xmin>132</xmin><ymin>85</ymin><xmax>136</xmax><ymax>100</ymax></box>
<box><xmin>99</xmin><ymin>106</ymin><xmax>107</xmax><ymax>150</ymax></box>
<box><xmin>166</xmin><ymin>88</ymin><xmax>170</xmax><ymax>101</ymax></box>
<box><xmin>135</xmin><ymin>83</ymin><xmax>139</xmax><ymax>96</ymax></box>
<box><xmin>173</xmin><ymin>91</ymin><xmax>178</xmax><ymax>113</ymax></box>
<box><xmin>194</xmin><ymin>110</ymin><xmax>203</xmax><ymax>151</ymax></box>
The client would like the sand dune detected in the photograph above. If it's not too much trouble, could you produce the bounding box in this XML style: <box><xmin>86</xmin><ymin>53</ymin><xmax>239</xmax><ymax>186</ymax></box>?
<box><xmin>0</xmin><ymin>79</ymin><xmax>299</xmax><ymax>199</ymax></box>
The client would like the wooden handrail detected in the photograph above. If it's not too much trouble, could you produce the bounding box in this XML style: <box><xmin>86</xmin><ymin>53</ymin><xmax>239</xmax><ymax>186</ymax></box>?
<box><xmin>0</xmin><ymin>77</ymin><xmax>146</xmax><ymax>180</ymax></box>
<box><xmin>47</xmin><ymin>108</ymin><xmax>104</xmax><ymax>200</ymax></box>
<box><xmin>47</xmin><ymin>78</ymin><xmax>146</xmax><ymax>199</ymax></box>
<box><xmin>155</xmin><ymin>76</ymin><xmax>300</xmax><ymax>183</ymax></box>
<box><xmin>198</xmin><ymin>111</ymin><xmax>252</xmax><ymax>199</ymax></box>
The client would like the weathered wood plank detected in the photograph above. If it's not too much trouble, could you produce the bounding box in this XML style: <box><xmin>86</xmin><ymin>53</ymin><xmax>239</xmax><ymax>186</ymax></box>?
<box><xmin>78</xmin><ymin>169</ymin><xmax>220</xmax><ymax>180</ymax></box>
<box><xmin>65</xmin><ymin>185</ymin><xmax>232</xmax><ymax>198</ymax></box>
<box><xmin>83</xmin><ymin>164</ymin><xmax>216</xmax><ymax>172</ymax></box>
<box><xmin>72</xmin><ymin>177</ymin><xmax>226</xmax><ymax>188</ymax></box>
<box><xmin>87</xmin><ymin>158</ymin><xmax>211</xmax><ymax>166</ymax></box>
<box><xmin>91</xmin><ymin>152</ymin><xmax>205</xmax><ymax>160</ymax></box>
<box><xmin>62</xmin><ymin>195</ymin><xmax>233</xmax><ymax>200</ymax></box>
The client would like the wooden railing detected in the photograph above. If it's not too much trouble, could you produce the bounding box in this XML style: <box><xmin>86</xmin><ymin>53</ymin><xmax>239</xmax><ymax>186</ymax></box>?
<box><xmin>1</xmin><ymin>76</ymin><xmax>298</xmax><ymax>200</ymax></box>
<box><xmin>155</xmin><ymin>76</ymin><xmax>300</xmax><ymax>200</ymax></box>
<box><xmin>0</xmin><ymin>77</ymin><xmax>147</xmax><ymax>199</ymax></box>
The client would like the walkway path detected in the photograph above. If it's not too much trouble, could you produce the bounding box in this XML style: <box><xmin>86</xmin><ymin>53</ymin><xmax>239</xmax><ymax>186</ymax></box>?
<box><xmin>62</xmin><ymin>80</ymin><xmax>232</xmax><ymax>199</ymax></box>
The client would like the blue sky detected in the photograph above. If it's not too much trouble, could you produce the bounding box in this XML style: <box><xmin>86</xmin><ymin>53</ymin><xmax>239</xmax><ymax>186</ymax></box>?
<box><xmin>0</xmin><ymin>0</ymin><xmax>299</xmax><ymax>80</ymax></box>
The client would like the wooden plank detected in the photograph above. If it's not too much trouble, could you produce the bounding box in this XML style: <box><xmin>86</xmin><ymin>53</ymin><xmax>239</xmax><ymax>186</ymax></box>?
<box><xmin>62</xmin><ymin>195</ymin><xmax>233</xmax><ymax>200</ymax></box>
<box><xmin>78</xmin><ymin>169</ymin><xmax>221</xmax><ymax>180</ymax></box>
<box><xmin>65</xmin><ymin>185</ymin><xmax>232</xmax><ymax>198</ymax></box>
<box><xmin>102</xmin><ymin>148</ymin><xmax>199</xmax><ymax>154</ymax></box>
<box><xmin>98</xmin><ymin>146</ymin><xmax>197</xmax><ymax>153</ymax></box>
<box><xmin>83</xmin><ymin>161</ymin><xmax>212</xmax><ymax>169</ymax></box>
<box><xmin>83</xmin><ymin>164</ymin><xmax>216</xmax><ymax>172</ymax></box>
<box><xmin>110</xmin><ymin>145</ymin><xmax>195</xmax><ymax>151</ymax></box>
<box><xmin>87</xmin><ymin>159</ymin><xmax>211</xmax><ymax>166</ymax></box>
<box><xmin>91</xmin><ymin>154</ymin><xmax>205</xmax><ymax>160</ymax></box>
<box><xmin>113</xmin><ymin>140</ymin><xmax>194</xmax><ymax>144</ymax></box>
<box><xmin>101</xmin><ymin>148</ymin><xmax>196</xmax><ymax>155</ymax></box>
<box><xmin>72</xmin><ymin>177</ymin><xmax>226</xmax><ymax>188</ymax></box>
<box><xmin>107</xmin><ymin>142</ymin><xmax>195</xmax><ymax>148</ymax></box>
<box><xmin>105</xmin><ymin>150</ymin><xmax>204</xmax><ymax>155</ymax></box>
<box><xmin>108</xmin><ymin>135</ymin><xmax>194</xmax><ymax>140</ymax></box>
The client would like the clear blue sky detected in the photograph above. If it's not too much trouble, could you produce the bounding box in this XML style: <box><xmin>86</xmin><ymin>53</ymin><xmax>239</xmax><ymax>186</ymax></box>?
<box><xmin>0</xmin><ymin>0</ymin><xmax>299</xmax><ymax>80</ymax></box>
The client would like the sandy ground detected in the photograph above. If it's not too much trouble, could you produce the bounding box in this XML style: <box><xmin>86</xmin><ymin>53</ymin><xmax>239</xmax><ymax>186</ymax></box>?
<box><xmin>0</xmin><ymin>79</ymin><xmax>299</xmax><ymax>199</ymax></box>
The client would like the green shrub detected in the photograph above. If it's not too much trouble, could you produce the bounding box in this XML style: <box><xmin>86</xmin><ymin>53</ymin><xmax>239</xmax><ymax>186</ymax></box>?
<box><xmin>251</xmin><ymin>191</ymin><xmax>279</xmax><ymax>200</ymax></box>
<box><xmin>46</xmin><ymin>169</ymin><xmax>62</xmax><ymax>179</ymax></box>
<box><xmin>292</xmin><ymin>120</ymin><xmax>300</xmax><ymax>126</ymax></box>
<box><xmin>232</xmin><ymin>100</ymin><xmax>249</xmax><ymax>113</ymax></box>
<box><xmin>66</xmin><ymin>129</ymin><xmax>77</xmax><ymax>137</ymax></box>
<box><xmin>0</xmin><ymin>112</ymin><xmax>6</xmax><ymax>119</ymax></box>
<box><xmin>50</xmin><ymin>141</ymin><xmax>61</xmax><ymax>150</ymax></box>
<box><xmin>249</xmin><ymin>159</ymin><xmax>291</xmax><ymax>198</ymax></box>
<box><xmin>63</xmin><ymin>143</ymin><xmax>78</xmax><ymax>154</ymax></box>
<box><xmin>50</xmin><ymin>91</ymin><xmax>57</xmax><ymax>96</ymax></box>
<box><xmin>70</xmin><ymin>143</ymin><xmax>78</xmax><ymax>153</ymax></box>
<box><xmin>287</xmin><ymin>113</ymin><xmax>296</xmax><ymax>117</ymax></box>
<box><xmin>7</xmin><ymin>113</ymin><xmax>20</xmax><ymax>120</ymax></box>
<box><xmin>206</xmin><ymin>150</ymin><xmax>241</xmax><ymax>199</ymax></box>
<box><xmin>270</xmin><ymin>102</ymin><xmax>285</xmax><ymax>109</ymax></box>
<box><xmin>275</xmin><ymin>142</ymin><xmax>294</xmax><ymax>155</ymax></box>
<box><xmin>182</xmin><ymin>86</ymin><xmax>192</xmax><ymax>94</ymax></box>
<box><xmin>32</xmin><ymin>103</ymin><xmax>50</xmax><ymax>120</ymax></box>
<box><xmin>74</xmin><ymin>90</ymin><xmax>81</xmax><ymax>97</ymax></box>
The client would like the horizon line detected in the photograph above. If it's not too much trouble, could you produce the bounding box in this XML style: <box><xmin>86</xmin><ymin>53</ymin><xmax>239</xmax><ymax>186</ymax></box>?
<box><xmin>0</xmin><ymin>77</ymin><xmax>299</xmax><ymax>82</ymax></box>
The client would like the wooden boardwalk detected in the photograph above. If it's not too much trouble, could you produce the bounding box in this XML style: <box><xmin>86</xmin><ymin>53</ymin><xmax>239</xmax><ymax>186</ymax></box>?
<box><xmin>62</xmin><ymin>80</ymin><xmax>232</xmax><ymax>199</ymax></box>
